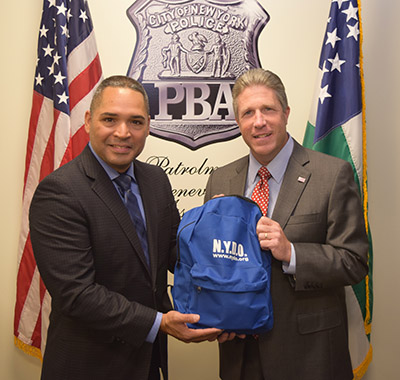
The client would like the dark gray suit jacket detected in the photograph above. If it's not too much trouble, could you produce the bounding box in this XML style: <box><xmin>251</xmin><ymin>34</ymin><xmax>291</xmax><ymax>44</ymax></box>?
<box><xmin>204</xmin><ymin>140</ymin><xmax>369</xmax><ymax>380</ymax></box>
<box><xmin>29</xmin><ymin>145</ymin><xmax>180</xmax><ymax>380</ymax></box>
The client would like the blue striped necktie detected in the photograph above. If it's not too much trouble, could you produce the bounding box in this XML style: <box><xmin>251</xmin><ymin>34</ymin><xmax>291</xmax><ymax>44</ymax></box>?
<box><xmin>114</xmin><ymin>173</ymin><xmax>150</xmax><ymax>267</ymax></box>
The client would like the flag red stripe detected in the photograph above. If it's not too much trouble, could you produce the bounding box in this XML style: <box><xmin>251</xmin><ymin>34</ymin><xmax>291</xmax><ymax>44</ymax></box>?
<box><xmin>15</xmin><ymin>0</ymin><xmax>102</xmax><ymax>356</ymax></box>
<box><xmin>30</xmin><ymin>311</ymin><xmax>42</xmax><ymax>349</ymax></box>
<box><xmin>69</xmin><ymin>54</ymin><xmax>102</xmax><ymax>111</ymax></box>
<box><xmin>61</xmin><ymin>137</ymin><xmax>73</xmax><ymax>166</ymax></box>
<box><xmin>71</xmin><ymin>126</ymin><xmax>90</xmax><ymax>158</ymax></box>
<box><xmin>24</xmin><ymin>92</ymin><xmax>44</xmax><ymax>188</ymax></box>
<box><xmin>61</xmin><ymin>125</ymin><xmax>89</xmax><ymax>166</ymax></box>
<box><xmin>14</xmin><ymin>235</ymin><xmax>35</xmax><ymax>335</ymax></box>
<box><xmin>39</xmin><ymin>109</ymin><xmax>60</xmax><ymax>181</ymax></box>
<box><xmin>30</xmin><ymin>277</ymin><xmax>48</xmax><ymax>348</ymax></box>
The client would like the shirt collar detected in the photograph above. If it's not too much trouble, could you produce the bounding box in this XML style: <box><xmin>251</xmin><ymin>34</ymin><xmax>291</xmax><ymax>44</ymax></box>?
<box><xmin>88</xmin><ymin>142</ymin><xmax>135</xmax><ymax>182</ymax></box>
<box><xmin>248</xmin><ymin>134</ymin><xmax>294</xmax><ymax>184</ymax></box>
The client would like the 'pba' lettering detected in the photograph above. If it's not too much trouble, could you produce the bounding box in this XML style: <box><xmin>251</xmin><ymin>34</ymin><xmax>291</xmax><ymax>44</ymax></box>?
<box><xmin>152</xmin><ymin>82</ymin><xmax>235</xmax><ymax>121</ymax></box>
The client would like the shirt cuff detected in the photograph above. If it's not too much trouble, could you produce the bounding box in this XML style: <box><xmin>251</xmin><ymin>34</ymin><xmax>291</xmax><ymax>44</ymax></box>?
<box><xmin>282</xmin><ymin>243</ymin><xmax>296</xmax><ymax>275</ymax></box>
<box><xmin>145</xmin><ymin>312</ymin><xmax>162</xmax><ymax>343</ymax></box>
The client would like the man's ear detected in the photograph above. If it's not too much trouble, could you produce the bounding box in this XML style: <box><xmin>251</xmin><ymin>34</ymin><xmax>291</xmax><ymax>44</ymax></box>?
<box><xmin>84</xmin><ymin>110</ymin><xmax>91</xmax><ymax>134</ymax></box>
<box><xmin>284</xmin><ymin>106</ymin><xmax>291</xmax><ymax>123</ymax></box>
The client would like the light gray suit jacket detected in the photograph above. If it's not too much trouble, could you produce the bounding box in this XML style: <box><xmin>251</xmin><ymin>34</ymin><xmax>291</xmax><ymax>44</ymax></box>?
<box><xmin>204</xmin><ymin>140</ymin><xmax>369</xmax><ymax>380</ymax></box>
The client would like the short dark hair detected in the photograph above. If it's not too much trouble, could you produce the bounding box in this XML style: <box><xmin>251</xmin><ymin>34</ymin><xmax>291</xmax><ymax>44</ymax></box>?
<box><xmin>90</xmin><ymin>75</ymin><xmax>150</xmax><ymax>114</ymax></box>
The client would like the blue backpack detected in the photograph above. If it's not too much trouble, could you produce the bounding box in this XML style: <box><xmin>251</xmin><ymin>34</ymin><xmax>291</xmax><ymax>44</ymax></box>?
<box><xmin>172</xmin><ymin>195</ymin><xmax>273</xmax><ymax>334</ymax></box>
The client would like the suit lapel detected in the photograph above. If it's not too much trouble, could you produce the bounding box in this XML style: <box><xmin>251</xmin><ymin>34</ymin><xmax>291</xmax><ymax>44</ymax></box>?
<box><xmin>225</xmin><ymin>146</ymin><xmax>311</xmax><ymax>230</ymax></box>
<box><xmin>229</xmin><ymin>156</ymin><xmax>249</xmax><ymax>195</ymax></box>
<box><xmin>81</xmin><ymin>147</ymin><xmax>152</xmax><ymax>277</ymax></box>
<box><xmin>272</xmin><ymin>141</ymin><xmax>311</xmax><ymax>229</ymax></box>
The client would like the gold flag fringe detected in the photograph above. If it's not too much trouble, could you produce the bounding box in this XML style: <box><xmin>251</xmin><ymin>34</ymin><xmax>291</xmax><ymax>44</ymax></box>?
<box><xmin>353</xmin><ymin>344</ymin><xmax>373</xmax><ymax>380</ymax></box>
<box><xmin>14</xmin><ymin>336</ymin><xmax>42</xmax><ymax>362</ymax></box>
<box><xmin>353</xmin><ymin>1</ymin><xmax>372</xmax><ymax>378</ymax></box>
<box><xmin>357</xmin><ymin>0</ymin><xmax>372</xmax><ymax>336</ymax></box>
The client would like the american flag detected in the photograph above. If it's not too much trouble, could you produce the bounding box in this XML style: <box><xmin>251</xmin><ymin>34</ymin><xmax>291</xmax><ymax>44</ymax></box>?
<box><xmin>14</xmin><ymin>0</ymin><xmax>102</xmax><ymax>358</ymax></box>
<box><xmin>303</xmin><ymin>1</ymin><xmax>373</xmax><ymax>378</ymax></box>
<box><xmin>315</xmin><ymin>0</ymin><xmax>363</xmax><ymax>158</ymax></box>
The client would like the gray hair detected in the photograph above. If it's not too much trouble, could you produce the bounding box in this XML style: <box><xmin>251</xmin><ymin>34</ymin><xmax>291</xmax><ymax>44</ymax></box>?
<box><xmin>232</xmin><ymin>68</ymin><xmax>289</xmax><ymax>118</ymax></box>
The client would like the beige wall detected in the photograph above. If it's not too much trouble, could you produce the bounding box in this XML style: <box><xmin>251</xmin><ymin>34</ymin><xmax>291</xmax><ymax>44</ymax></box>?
<box><xmin>1</xmin><ymin>0</ymin><xmax>397</xmax><ymax>379</ymax></box>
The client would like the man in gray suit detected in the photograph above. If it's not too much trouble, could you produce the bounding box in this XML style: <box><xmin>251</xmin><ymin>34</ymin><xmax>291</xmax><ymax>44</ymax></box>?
<box><xmin>29</xmin><ymin>76</ymin><xmax>221</xmax><ymax>380</ymax></box>
<box><xmin>204</xmin><ymin>68</ymin><xmax>369</xmax><ymax>380</ymax></box>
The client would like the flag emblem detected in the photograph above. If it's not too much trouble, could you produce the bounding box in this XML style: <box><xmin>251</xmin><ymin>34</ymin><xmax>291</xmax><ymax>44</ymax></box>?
<box><xmin>303</xmin><ymin>1</ymin><xmax>373</xmax><ymax>378</ymax></box>
<box><xmin>14</xmin><ymin>0</ymin><xmax>102</xmax><ymax>359</ymax></box>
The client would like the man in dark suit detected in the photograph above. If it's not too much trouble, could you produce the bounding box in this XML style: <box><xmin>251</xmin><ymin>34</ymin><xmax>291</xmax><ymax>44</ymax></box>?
<box><xmin>204</xmin><ymin>68</ymin><xmax>369</xmax><ymax>380</ymax></box>
<box><xmin>29</xmin><ymin>75</ymin><xmax>221</xmax><ymax>380</ymax></box>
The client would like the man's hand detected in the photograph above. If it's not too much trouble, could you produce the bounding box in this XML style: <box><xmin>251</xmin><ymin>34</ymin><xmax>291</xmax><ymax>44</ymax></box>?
<box><xmin>257</xmin><ymin>216</ymin><xmax>291</xmax><ymax>263</ymax></box>
<box><xmin>160</xmin><ymin>311</ymin><xmax>222</xmax><ymax>343</ymax></box>
<box><xmin>217</xmin><ymin>331</ymin><xmax>246</xmax><ymax>343</ymax></box>
<box><xmin>212</xmin><ymin>193</ymin><xmax>225</xmax><ymax>199</ymax></box>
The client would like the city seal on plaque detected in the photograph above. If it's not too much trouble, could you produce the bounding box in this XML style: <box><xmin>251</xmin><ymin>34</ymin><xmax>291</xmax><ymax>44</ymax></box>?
<box><xmin>127</xmin><ymin>0</ymin><xmax>269</xmax><ymax>150</ymax></box>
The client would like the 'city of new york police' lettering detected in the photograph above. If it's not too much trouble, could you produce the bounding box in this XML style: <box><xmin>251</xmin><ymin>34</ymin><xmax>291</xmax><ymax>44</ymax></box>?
<box><xmin>126</xmin><ymin>0</ymin><xmax>269</xmax><ymax>149</ymax></box>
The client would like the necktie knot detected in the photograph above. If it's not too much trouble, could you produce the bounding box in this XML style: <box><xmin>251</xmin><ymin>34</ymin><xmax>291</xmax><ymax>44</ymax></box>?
<box><xmin>258</xmin><ymin>166</ymin><xmax>271</xmax><ymax>183</ymax></box>
<box><xmin>114</xmin><ymin>173</ymin><xmax>132</xmax><ymax>194</ymax></box>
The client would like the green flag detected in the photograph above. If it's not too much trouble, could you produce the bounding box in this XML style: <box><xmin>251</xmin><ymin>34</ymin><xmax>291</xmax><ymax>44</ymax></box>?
<box><xmin>303</xmin><ymin>1</ymin><xmax>373</xmax><ymax>378</ymax></box>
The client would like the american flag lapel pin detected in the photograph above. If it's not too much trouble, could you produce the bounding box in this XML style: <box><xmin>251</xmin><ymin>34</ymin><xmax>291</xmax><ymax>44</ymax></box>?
<box><xmin>297</xmin><ymin>176</ymin><xmax>306</xmax><ymax>183</ymax></box>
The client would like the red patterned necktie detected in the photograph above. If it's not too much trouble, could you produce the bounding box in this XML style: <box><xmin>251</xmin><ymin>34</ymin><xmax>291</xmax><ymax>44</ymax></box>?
<box><xmin>251</xmin><ymin>166</ymin><xmax>272</xmax><ymax>216</ymax></box>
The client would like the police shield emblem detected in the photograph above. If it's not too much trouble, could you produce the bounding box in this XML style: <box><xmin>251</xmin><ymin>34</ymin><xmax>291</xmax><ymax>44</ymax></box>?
<box><xmin>187</xmin><ymin>50</ymin><xmax>207</xmax><ymax>74</ymax></box>
<box><xmin>127</xmin><ymin>0</ymin><xmax>269</xmax><ymax>150</ymax></box>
